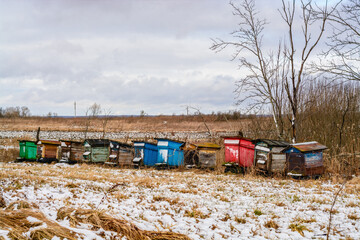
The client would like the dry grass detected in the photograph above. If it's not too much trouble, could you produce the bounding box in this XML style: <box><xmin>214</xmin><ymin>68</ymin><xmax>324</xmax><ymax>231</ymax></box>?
<box><xmin>0</xmin><ymin>115</ymin><xmax>248</xmax><ymax>133</ymax></box>
<box><xmin>0</xmin><ymin>162</ymin><xmax>128</xmax><ymax>184</ymax></box>
<box><xmin>0</xmin><ymin>162</ymin><xmax>359</xmax><ymax>239</ymax></box>
<box><xmin>264</xmin><ymin>219</ymin><xmax>279</xmax><ymax>229</ymax></box>
<box><xmin>307</xmin><ymin>197</ymin><xmax>330</xmax><ymax>205</ymax></box>
<box><xmin>274</xmin><ymin>201</ymin><xmax>286</xmax><ymax>207</ymax></box>
<box><xmin>292</xmin><ymin>216</ymin><xmax>317</xmax><ymax>224</ymax></box>
<box><xmin>6</xmin><ymin>200</ymin><xmax>39</xmax><ymax>210</ymax></box>
<box><xmin>57</xmin><ymin>207</ymin><xmax>191</xmax><ymax>240</ymax></box>
<box><xmin>234</xmin><ymin>216</ymin><xmax>246</xmax><ymax>224</ymax></box>
<box><xmin>289</xmin><ymin>223</ymin><xmax>311</xmax><ymax>237</ymax></box>
<box><xmin>0</xmin><ymin>194</ymin><xmax>5</xmax><ymax>208</ymax></box>
<box><xmin>184</xmin><ymin>208</ymin><xmax>209</xmax><ymax>219</ymax></box>
<box><xmin>346</xmin><ymin>201</ymin><xmax>359</xmax><ymax>208</ymax></box>
<box><xmin>347</xmin><ymin>213</ymin><xmax>359</xmax><ymax>220</ymax></box>
<box><xmin>0</xmin><ymin>139</ymin><xmax>18</xmax><ymax>163</ymax></box>
<box><xmin>344</xmin><ymin>177</ymin><xmax>360</xmax><ymax>194</ymax></box>
<box><xmin>0</xmin><ymin>208</ymin><xmax>77</xmax><ymax>240</ymax></box>
<box><xmin>0</xmin><ymin>196</ymin><xmax>192</xmax><ymax>240</ymax></box>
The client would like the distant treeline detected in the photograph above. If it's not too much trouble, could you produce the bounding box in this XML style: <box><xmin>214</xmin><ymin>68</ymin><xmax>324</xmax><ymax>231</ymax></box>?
<box><xmin>0</xmin><ymin>106</ymin><xmax>31</xmax><ymax>118</ymax></box>
<box><xmin>210</xmin><ymin>110</ymin><xmax>247</xmax><ymax>121</ymax></box>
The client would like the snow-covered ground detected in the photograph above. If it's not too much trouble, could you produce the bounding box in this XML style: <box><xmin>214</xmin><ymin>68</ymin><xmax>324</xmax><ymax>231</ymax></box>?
<box><xmin>0</xmin><ymin>162</ymin><xmax>359</xmax><ymax>239</ymax></box>
<box><xmin>0</xmin><ymin>130</ymin><xmax>238</xmax><ymax>141</ymax></box>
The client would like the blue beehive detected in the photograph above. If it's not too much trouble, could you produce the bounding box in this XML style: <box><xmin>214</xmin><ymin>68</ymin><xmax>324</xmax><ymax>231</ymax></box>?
<box><xmin>133</xmin><ymin>141</ymin><xmax>158</xmax><ymax>167</ymax></box>
<box><xmin>156</xmin><ymin>139</ymin><xmax>185</xmax><ymax>167</ymax></box>
<box><xmin>282</xmin><ymin>141</ymin><xmax>327</xmax><ymax>177</ymax></box>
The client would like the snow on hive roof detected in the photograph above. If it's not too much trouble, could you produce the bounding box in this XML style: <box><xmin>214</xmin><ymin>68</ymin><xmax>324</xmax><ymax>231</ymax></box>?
<box><xmin>155</xmin><ymin>138</ymin><xmax>185</xmax><ymax>144</ymax></box>
<box><xmin>133</xmin><ymin>141</ymin><xmax>157</xmax><ymax>146</ymax></box>
<box><xmin>59</xmin><ymin>139</ymin><xmax>83</xmax><ymax>144</ymax></box>
<box><xmin>37</xmin><ymin>140</ymin><xmax>61</xmax><ymax>145</ymax></box>
<box><xmin>222</xmin><ymin>136</ymin><xmax>252</xmax><ymax>141</ymax></box>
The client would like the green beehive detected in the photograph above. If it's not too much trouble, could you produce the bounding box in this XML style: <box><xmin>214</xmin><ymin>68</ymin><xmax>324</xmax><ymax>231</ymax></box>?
<box><xmin>18</xmin><ymin>140</ymin><xmax>37</xmax><ymax>161</ymax></box>
<box><xmin>83</xmin><ymin>139</ymin><xmax>110</xmax><ymax>163</ymax></box>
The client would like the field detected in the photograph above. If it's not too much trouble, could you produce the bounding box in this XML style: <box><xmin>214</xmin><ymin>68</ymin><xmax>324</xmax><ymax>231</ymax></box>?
<box><xmin>1</xmin><ymin>162</ymin><xmax>359</xmax><ymax>240</ymax></box>
<box><xmin>0</xmin><ymin>116</ymin><xmax>359</xmax><ymax>239</ymax></box>
<box><xmin>0</xmin><ymin>115</ymin><xmax>249</xmax><ymax>133</ymax></box>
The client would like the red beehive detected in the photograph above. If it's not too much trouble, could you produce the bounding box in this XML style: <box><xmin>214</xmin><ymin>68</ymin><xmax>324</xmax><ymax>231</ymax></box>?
<box><xmin>224</xmin><ymin>136</ymin><xmax>255</xmax><ymax>168</ymax></box>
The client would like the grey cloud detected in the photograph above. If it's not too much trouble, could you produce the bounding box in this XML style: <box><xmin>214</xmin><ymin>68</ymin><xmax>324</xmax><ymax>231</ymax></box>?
<box><xmin>13</xmin><ymin>72</ymin><xmax>236</xmax><ymax>115</ymax></box>
<box><xmin>0</xmin><ymin>0</ymin><xmax>297</xmax><ymax>115</ymax></box>
<box><xmin>0</xmin><ymin>0</ymin><xmax>236</xmax><ymax>43</ymax></box>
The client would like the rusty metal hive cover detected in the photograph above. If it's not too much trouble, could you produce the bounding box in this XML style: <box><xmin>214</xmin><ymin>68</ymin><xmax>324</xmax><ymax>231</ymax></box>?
<box><xmin>292</xmin><ymin>141</ymin><xmax>327</xmax><ymax>152</ymax></box>
<box><xmin>195</xmin><ymin>142</ymin><xmax>221</xmax><ymax>149</ymax></box>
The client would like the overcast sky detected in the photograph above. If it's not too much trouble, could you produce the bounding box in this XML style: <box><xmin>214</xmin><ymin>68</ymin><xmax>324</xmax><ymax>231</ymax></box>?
<box><xmin>0</xmin><ymin>0</ymin><xmax>332</xmax><ymax>116</ymax></box>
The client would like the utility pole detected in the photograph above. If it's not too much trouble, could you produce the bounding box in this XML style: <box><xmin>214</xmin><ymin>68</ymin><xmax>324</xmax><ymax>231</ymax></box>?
<box><xmin>181</xmin><ymin>105</ymin><xmax>189</xmax><ymax>115</ymax></box>
<box><xmin>74</xmin><ymin>101</ymin><xmax>76</xmax><ymax>117</ymax></box>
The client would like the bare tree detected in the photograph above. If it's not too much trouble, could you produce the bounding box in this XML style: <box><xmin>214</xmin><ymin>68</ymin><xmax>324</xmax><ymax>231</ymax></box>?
<box><xmin>84</xmin><ymin>103</ymin><xmax>102</xmax><ymax>139</ymax></box>
<box><xmin>317</xmin><ymin>0</ymin><xmax>360</xmax><ymax>82</ymax></box>
<box><xmin>101</xmin><ymin>108</ymin><xmax>112</xmax><ymax>139</ymax></box>
<box><xmin>211</xmin><ymin>0</ymin><xmax>337</xmax><ymax>142</ymax></box>
<box><xmin>139</xmin><ymin>110</ymin><xmax>147</xmax><ymax>117</ymax></box>
<box><xmin>20</xmin><ymin>106</ymin><xmax>30</xmax><ymax>117</ymax></box>
<box><xmin>88</xmin><ymin>103</ymin><xmax>102</xmax><ymax>117</ymax></box>
<box><xmin>188</xmin><ymin>106</ymin><xmax>213</xmax><ymax>138</ymax></box>
<box><xmin>297</xmin><ymin>79</ymin><xmax>360</xmax><ymax>155</ymax></box>
<box><xmin>1</xmin><ymin>106</ymin><xmax>31</xmax><ymax>118</ymax></box>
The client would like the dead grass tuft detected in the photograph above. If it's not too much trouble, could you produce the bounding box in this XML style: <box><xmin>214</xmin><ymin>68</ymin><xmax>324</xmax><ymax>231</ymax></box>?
<box><xmin>274</xmin><ymin>201</ymin><xmax>286</xmax><ymax>207</ymax></box>
<box><xmin>347</xmin><ymin>213</ymin><xmax>359</xmax><ymax>220</ymax></box>
<box><xmin>153</xmin><ymin>196</ymin><xmax>167</xmax><ymax>202</ymax></box>
<box><xmin>347</xmin><ymin>177</ymin><xmax>360</xmax><ymax>185</ymax></box>
<box><xmin>114</xmin><ymin>193</ymin><xmax>129</xmax><ymax>201</ymax></box>
<box><xmin>220</xmin><ymin>213</ymin><xmax>231</xmax><ymax>222</ymax></box>
<box><xmin>292</xmin><ymin>216</ymin><xmax>316</xmax><ymax>224</ymax></box>
<box><xmin>234</xmin><ymin>216</ymin><xmax>246</xmax><ymax>224</ymax></box>
<box><xmin>346</xmin><ymin>201</ymin><xmax>359</xmax><ymax>208</ymax></box>
<box><xmin>220</xmin><ymin>196</ymin><xmax>230</xmax><ymax>202</ymax></box>
<box><xmin>0</xmin><ymin>208</ymin><xmax>77</xmax><ymax>240</ymax></box>
<box><xmin>289</xmin><ymin>223</ymin><xmax>311</xmax><ymax>237</ymax></box>
<box><xmin>0</xmin><ymin>147</ymin><xmax>18</xmax><ymax>163</ymax></box>
<box><xmin>344</xmin><ymin>177</ymin><xmax>360</xmax><ymax>194</ymax></box>
<box><xmin>6</xmin><ymin>200</ymin><xmax>38</xmax><ymax>210</ymax></box>
<box><xmin>65</xmin><ymin>182</ymin><xmax>79</xmax><ymax>188</ymax></box>
<box><xmin>169</xmin><ymin>187</ymin><xmax>198</xmax><ymax>194</ymax></box>
<box><xmin>136</xmin><ymin>177</ymin><xmax>159</xmax><ymax>188</ymax></box>
<box><xmin>184</xmin><ymin>208</ymin><xmax>209</xmax><ymax>219</ymax></box>
<box><xmin>325</xmin><ymin>208</ymin><xmax>339</xmax><ymax>214</ymax></box>
<box><xmin>264</xmin><ymin>219</ymin><xmax>279</xmax><ymax>229</ymax></box>
<box><xmin>307</xmin><ymin>197</ymin><xmax>329</xmax><ymax>205</ymax></box>
<box><xmin>0</xmin><ymin>194</ymin><xmax>5</xmax><ymax>208</ymax></box>
<box><xmin>57</xmin><ymin>207</ymin><xmax>190</xmax><ymax>240</ymax></box>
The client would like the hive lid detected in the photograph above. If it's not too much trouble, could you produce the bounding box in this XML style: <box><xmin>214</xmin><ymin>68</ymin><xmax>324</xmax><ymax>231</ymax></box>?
<box><xmin>291</xmin><ymin>141</ymin><xmax>327</xmax><ymax>152</ymax></box>
<box><xmin>84</xmin><ymin>139</ymin><xmax>110</xmax><ymax>147</ymax></box>
<box><xmin>195</xmin><ymin>142</ymin><xmax>221</xmax><ymax>149</ymax></box>
<box><xmin>252</xmin><ymin>139</ymin><xmax>289</xmax><ymax>147</ymax></box>
<box><xmin>37</xmin><ymin>140</ymin><xmax>61</xmax><ymax>145</ymax></box>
